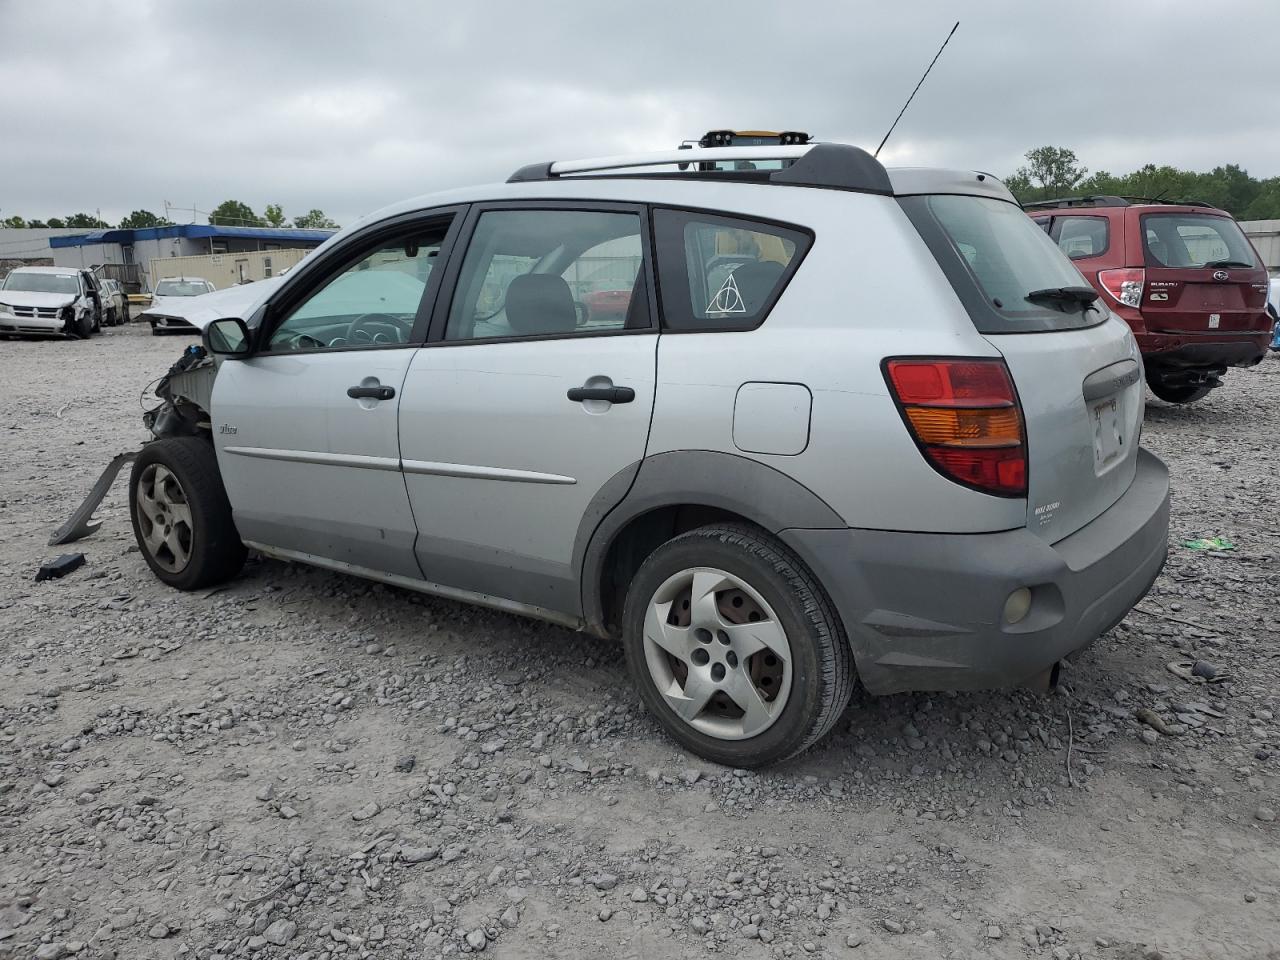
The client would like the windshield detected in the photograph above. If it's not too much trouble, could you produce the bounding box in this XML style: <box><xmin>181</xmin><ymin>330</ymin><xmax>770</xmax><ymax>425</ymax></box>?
<box><xmin>2</xmin><ymin>272</ymin><xmax>79</xmax><ymax>295</ymax></box>
<box><xmin>1141</xmin><ymin>213</ymin><xmax>1259</xmax><ymax>269</ymax></box>
<box><xmin>901</xmin><ymin>194</ymin><xmax>1103</xmax><ymax>334</ymax></box>
<box><xmin>156</xmin><ymin>279</ymin><xmax>213</xmax><ymax>297</ymax></box>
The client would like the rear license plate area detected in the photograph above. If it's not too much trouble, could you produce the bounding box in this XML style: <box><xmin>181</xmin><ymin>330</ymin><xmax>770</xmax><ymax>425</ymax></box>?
<box><xmin>1092</xmin><ymin>396</ymin><xmax>1124</xmax><ymax>473</ymax></box>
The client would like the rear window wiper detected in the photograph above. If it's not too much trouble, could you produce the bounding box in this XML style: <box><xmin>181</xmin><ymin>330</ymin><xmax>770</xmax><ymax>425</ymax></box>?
<box><xmin>1204</xmin><ymin>259</ymin><xmax>1253</xmax><ymax>269</ymax></box>
<box><xmin>1025</xmin><ymin>286</ymin><xmax>1100</xmax><ymax>307</ymax></box>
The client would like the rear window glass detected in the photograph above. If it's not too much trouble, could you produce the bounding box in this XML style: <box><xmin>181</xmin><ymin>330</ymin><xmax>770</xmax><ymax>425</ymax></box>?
<box><xmin>653</xmin><ymin>209</ymin><xmax>811</xmax><ymax>331</ymax></box>
<box><xmin>901</xmin><ymin>194</ymin><xmax>1103</xmax><ymax>334</ymax></box>
<box><xmin>1052</xmin><ymin>216</ymin><xmax>1109</xmax><ymax>260</ymax></box>
<box><xmin>1141</xmin><ymin>214</ymin><xmax>1258</xmax><ymax>269</ymax></box>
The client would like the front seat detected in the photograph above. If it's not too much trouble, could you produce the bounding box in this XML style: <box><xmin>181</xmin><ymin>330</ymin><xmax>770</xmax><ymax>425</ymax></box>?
<box><xmin>505</xmin><ymin>274</ymin><xmax>578</xmax><ymax>336</ymax></box>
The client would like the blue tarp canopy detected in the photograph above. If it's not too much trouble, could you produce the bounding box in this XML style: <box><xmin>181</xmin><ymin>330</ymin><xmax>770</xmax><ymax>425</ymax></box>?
<box><xmin>49</xmin><ymin>224</ymin><xmax>335</xmax><ymax>248</ymax></box>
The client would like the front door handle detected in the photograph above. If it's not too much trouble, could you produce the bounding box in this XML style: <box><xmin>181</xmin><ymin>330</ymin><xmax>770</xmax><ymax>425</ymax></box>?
<box><xmin>347</xmin><ymin>384</ymin><xmax>395</xmax><ymax>401</ymax></box>
<box><xmin>567</xmin><ymin>385</ymin><xmax>635</xmax><ymax>404</ymax></box>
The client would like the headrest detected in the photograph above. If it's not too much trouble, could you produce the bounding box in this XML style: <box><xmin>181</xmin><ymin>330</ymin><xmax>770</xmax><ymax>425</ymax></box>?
<box><xmin>505</xmin><ymin>273</ymin><xmax>577</xmax><ymax>336</ymax></box>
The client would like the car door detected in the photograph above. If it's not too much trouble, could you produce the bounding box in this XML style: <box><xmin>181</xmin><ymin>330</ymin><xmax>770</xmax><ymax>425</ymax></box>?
<box><xmin>210</xmin><ymin>210</ymin><xmax>462</xmax><ymax>579</ymax></box>
<box><xmin>399</xmin><ymin>203</ymin><xmax>659</xmax><ymax>618</ymax></box>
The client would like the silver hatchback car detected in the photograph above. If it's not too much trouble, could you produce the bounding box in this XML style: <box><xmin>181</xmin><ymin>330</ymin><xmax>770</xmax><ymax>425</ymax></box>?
<box><xmin>122</xmin><ymin>143</ymin><xmax>1170</xmax><ymax>767</ymax></box>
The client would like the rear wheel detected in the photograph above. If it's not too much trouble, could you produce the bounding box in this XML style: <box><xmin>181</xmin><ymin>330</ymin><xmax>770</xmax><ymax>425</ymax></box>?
<box><xmin>129</xmin><ymin>438</ymin><xmax>246</xmax><ymax>590</ymax></box>
<box><xmin>1147</xmin><ymin>372</ymin><xmax>1212</xmax><ymax>404</ymax></box>
<box><xmin>622</xmin><ymin>524</ymin><xmax>853</xmax><ymax>767</ymax></box>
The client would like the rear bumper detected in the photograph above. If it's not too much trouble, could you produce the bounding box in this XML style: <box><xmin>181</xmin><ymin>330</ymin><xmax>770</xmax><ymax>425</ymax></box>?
<box><xmin>1137</xmin><ymin>333</ymin><xmax>1268</xmax><ymax>369</ymax></box>
<box><xmin>782</xmin><ymin>448</ymin><xmax>1170</xmax><ymax>695</ymax></box>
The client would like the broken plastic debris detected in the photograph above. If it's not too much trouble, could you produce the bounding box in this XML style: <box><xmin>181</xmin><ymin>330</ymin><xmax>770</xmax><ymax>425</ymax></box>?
<box><xmin>35</xmin><ymin>553</ymin><xmax>85</xmax><ymax>582</ymax></box>
<box><xmin>1183</xmin><ymin>537</ymin><xmax>1234</xmax><ymax>551</ymax></box>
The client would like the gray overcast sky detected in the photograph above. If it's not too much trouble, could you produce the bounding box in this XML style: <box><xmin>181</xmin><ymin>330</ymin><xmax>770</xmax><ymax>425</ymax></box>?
<box><xmin>2</xmin><ymin>0</ymin><xmax>1278</xmax><ymax>226</ymax></box>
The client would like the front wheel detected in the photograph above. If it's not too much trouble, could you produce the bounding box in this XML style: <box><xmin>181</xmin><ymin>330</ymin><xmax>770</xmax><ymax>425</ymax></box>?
<box><xmin>622</xmin><ymin>524</ymin><xmax>854</xmax><ymax>767</ymax></box>
<box><xmin>129</xmin><ymin>438</ymin><xmax>246</xmax><ymax>590</ymax></box>
<box><xmin>1147</xmin><ymin>372</ymin><xmax>1212</xmax><ymax>404</ymax></box>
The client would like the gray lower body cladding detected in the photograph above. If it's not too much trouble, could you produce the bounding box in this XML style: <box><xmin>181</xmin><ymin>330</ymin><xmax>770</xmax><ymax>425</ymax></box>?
<box><xmin>782</xmin><ymin>448</ymin><xmax>1170</xmax><ymax>695</ymax></box>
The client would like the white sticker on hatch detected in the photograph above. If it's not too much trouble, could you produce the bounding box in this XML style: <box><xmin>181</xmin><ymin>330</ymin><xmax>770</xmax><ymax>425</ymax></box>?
<box><xmin>706</xmin><ymin>272</ymin><xmax>747</xmax><ymax>315</ymax></box>
<box><xmin>1034</xmin><ymin>501</ymin><xmax>1061</xmax><ymax>526</ymax></box>
<box><xmin>1208</xmin><ymin>313</ymin><xmax>1221</xmax><ymax>329</ymax></box>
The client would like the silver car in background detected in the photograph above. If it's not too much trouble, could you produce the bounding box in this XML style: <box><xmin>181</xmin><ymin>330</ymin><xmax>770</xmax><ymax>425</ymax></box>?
<box><xmin>115</xmin><ymin>141</ymin><xmax>1170</xmax><ymax>766</ymax></box>
<box><xmin>143</xmin><ymin>276</ymin><xmax>217</xmax><ymax>334</ymax></box>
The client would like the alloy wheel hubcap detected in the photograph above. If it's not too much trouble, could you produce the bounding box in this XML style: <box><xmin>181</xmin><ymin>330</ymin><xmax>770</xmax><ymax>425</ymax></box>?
<box><xmin>135</xmin><ymin>464</ymin><xmax>193</xmax><ymax>573</ymax></box>
<box><xmin>642</xmin><ymin>567</ymin><xmax>792</xmax><ymax>740</ymax></box>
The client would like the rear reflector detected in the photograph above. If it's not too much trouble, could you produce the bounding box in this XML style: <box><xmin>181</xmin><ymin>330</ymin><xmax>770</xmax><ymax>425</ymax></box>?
<box><xmin>1098</xmin><ymin>268</ymin><xmax>1144</xmax><ymax>308</ymax></box>
<box><xmin>884</xmin><ymin>358</ymin><xmax>1027</xmax><ymax>498</ymax></box>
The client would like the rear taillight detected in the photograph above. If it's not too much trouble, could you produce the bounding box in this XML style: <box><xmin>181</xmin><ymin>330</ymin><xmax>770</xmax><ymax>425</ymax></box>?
<box><xmin>884</xmin><ymin>358</ymin><xmax>1027</xmax><ymax>498</ymax></box>
<box><xmin>1098</xmin><ymin>268</ymin><xmax>1144</xmax><ymax>308</ymax></box>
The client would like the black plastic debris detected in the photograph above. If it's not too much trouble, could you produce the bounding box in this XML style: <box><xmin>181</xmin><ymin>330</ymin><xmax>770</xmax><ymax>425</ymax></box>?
<box><xmin>35</xmin><ymin>553</ymin><xmax>85</xmax><ymax>582</ymax></box>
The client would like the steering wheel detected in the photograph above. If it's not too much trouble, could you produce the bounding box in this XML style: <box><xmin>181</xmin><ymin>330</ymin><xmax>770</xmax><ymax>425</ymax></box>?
<box><xmin>288</xmin><ymin>332</ymin><xmax>327</xmax><ymax>351</ymax></box>
<box><xmin>344</xmin><ymin>312</ymin><xmax>406</xmax><ymax>345</ymax></box>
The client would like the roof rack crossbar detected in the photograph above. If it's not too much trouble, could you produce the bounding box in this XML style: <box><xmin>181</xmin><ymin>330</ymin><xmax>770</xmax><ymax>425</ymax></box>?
<box><xmin>506</xmin><ymin>143</ymin><xmax>894</xmax><ymax>196</ymax></box>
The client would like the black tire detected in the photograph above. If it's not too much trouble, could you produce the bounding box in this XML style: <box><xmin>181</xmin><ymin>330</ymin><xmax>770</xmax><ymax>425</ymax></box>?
<box><xmin>150</xmin><ymin>326</ymin><xmax>163</xmax><ymax>336</ymax></box>
<box><xmin>1147</xmin><ymin>372</ymin><xmax>1211</xmax><ymax>404</ymax></box>
<box><xmin>622</xmin><ymin>523</ymin><xmax>854</xmax><ymax>767</ymax></box>
<box><xmin>91</xmin><ymin>310</ymin><xmax>101</xmax><ymax>334</ymax></box>
<box><xmin>129</xmin><ymin>438</ymin><xmax>246</xmax><ymax>590</ymax></box>
<box><xmin>74</xmin><ymin>311</ymin><xmax>93</xmax><ymax>339</ymax></box>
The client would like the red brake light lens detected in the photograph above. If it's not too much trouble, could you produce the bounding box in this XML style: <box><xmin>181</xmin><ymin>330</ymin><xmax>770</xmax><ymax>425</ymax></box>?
<box><xmin>884</xmin><ymin>358</ymin><xmax>1027</xmax><ymax>498</ymax></box>
<box><xmin>1097</xmin><ymin>268</ymin><xmax>1144</xmax><ymax>308</ymax></box>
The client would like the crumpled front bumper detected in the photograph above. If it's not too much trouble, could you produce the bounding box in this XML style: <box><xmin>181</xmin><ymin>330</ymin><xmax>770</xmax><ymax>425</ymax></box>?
<box><xmin>0</xmin><ymin>309</ymin><xmax>68</xmax><ymax>336</ymax></box>
<box><xmin>145</xmin><ymin>313</ymin><xmax>198</xmax><ymax>330</ymax></box>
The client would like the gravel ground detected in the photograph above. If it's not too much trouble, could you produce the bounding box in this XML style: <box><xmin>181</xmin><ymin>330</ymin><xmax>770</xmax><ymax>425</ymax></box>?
<box><xmin>1</xmin><ymin>325</ymin><xmax>1277</xmax><ymax>960</ymax></box>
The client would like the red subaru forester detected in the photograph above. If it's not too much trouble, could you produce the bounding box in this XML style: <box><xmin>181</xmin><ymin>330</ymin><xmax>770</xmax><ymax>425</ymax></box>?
<box><xmin>1026</xmin><ymin>197</ymin><xmax>1271</xmax><ymax>403</ymax></box>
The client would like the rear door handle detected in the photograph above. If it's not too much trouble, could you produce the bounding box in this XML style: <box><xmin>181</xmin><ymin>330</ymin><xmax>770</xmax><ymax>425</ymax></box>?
<box><xmin>567</xmin><ymin>385</ymin><xmax>635</xmax><ymax>404</ymax></box>
<box><xmin>347</xmin><ymin>384</ymin><xmax>395</xmax><ymax>401</ymax></box>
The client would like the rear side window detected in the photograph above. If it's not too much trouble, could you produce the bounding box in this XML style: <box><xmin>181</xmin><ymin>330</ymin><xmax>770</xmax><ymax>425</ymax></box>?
<box><xmin>1141</xmin><ymin>213</ymin><xmax>1258</xmax><ymax>269</ymax></box>
<box><xmin>1051</xmin><ymin>216</ymin><xmax>1109</xmax><ymax>260</ymax></box>
<box><xmin>901</xmin><ymin>194</ymin><xmax>1103</xmax><ymax>334</ymax></box>
<box><xmin>653</xmin><ymin>209</ymin><xmax>811</xmax><ymax>331</ymax></box>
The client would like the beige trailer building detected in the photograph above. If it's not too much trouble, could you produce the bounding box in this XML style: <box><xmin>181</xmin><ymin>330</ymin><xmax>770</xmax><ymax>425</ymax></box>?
<box><xmin>150</xmin><ymin>247</ymin><xmax>311</xmax><ymax>291</ymax></box>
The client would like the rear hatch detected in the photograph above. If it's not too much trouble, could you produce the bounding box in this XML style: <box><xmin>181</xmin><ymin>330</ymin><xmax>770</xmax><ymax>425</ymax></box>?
<box><xmin>901</xmin><ymin>192</ymin><xmax>1144</xmax><ymax>543</ymax></box>
<box><xmin>1138</xmin><ymin>210</ymin><xmax>1270</xmax><ymax>335</ymax></box>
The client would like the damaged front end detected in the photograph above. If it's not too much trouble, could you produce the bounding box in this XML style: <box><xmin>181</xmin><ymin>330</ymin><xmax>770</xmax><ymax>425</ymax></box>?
<box><xmin>49</xmin><ymin>345</ymin><xmax>218</xmax><ymax>545</ymax></box>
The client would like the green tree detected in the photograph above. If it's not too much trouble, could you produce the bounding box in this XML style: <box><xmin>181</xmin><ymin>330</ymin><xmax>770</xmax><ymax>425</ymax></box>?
<box><xmin>2</xmin><ymin>214</ymin><xmax>27</xmax><ymax>228</ymax></box>
<box><xmin>1013</xmin><ymin>146</ymin><xmax>1088</xmax><ymax>202</ymax></box>
<box><xmin>1243</xmin><ymin>177</ymin><xmax>1280</xmax><ymax>220</ymax></box>
<box><xmin>263</xmin><ymin>203</ymin><xmax>287</xmax><ymax>227</ymax></box>
<box><xmin>63</xmin><ymin>212</ymin><xmax>105</xmax><ymax>228</ymax></box>
<box><xmin>209</xmin><ymin>200</ymin><xmax>262</xmax><ymax>226</ymax></box>
<box><xmin>119</xmin><ymin>209</ymin><xmax>172</xmax><ymax>229</ymax></box>
<box><xmin>27</xmin><ymin>219</ymin><xmax>48</xmax><ymax>229</ymax></box>
<box><xmin>46</xmin><ymin>217</ymin><xmax>66</xmax><ymax>228</ymax></box>
<box><xmin>293</xmin><ymin>209</ymin><xmax>338</xmax><ymax>229</ymax></box>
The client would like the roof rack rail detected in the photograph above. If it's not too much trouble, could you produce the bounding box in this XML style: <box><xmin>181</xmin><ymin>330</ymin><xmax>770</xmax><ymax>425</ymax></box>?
<box><xmin>1021</xmin><ymin>195</ymin><xmax>1131</xmax><ymax>210</ymax></box>
<box><xmin>507</xmin><ymin>143</ymin><xmax>894</xmax><ymax>196</ymax></box>
<box><xmin>1023</xmin><ymin>194</ymin><xmax>1219</xmax><ymax>210</ymax></box>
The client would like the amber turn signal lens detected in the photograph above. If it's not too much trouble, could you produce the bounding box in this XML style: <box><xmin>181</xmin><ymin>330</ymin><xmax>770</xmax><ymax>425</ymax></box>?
<box><xmin>903</xmin><ymin>406</ymin><xmax>1022</xmax><ymax>447</ymax></box>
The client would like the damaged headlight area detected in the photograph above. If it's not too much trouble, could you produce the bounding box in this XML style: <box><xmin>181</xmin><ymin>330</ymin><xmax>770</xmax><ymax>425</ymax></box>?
<box><xmin>50</xmin><ymin>344</ymin><xmax>219</xmax><ymax>546</ymax></box>
<box><xmin>142</xmin><ymin>344</ymin><xmax>216</xmax><ymax>439</ymax></box>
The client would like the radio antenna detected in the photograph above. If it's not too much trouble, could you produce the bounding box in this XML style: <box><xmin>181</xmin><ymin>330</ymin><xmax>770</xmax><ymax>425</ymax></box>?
<box><xmin>874</xmin><ymin>21</ymin><xmax>960</xmax><ymax>159</ymax></box>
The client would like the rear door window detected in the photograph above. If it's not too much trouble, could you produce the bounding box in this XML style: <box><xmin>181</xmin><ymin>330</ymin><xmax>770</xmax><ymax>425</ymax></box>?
<box><xmin>901</xmin><ymin>194</ymin><xmax>1103</xmax><ymax>333</ymax></box>
<box><xmin>1051</xmin><ymin>216</ymin><xmax>1109</xmax><ymax>260</ymax></box>
<box><xmin>1141</xmin><ymin>213</ymin><xmax>1259</xmax><ymax>269</ymax></box>
<box><xmin>653</xmin><ymin>209</ymin><xmax>811</xmax><ymax>331</ymax></box>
